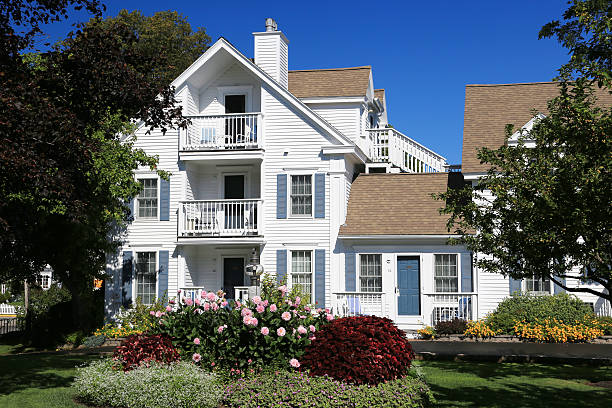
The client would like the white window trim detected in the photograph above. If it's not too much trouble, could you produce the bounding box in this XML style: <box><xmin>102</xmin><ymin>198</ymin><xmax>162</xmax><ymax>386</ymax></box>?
<box><xmin>288</xmin><ymin>172</ymin><xmax>315</xmax><ymax>218</ymax></box>
<box><xmin>134</xmin><ymin>174</ymin><xmax>160</xmax><ymax>221</ymax></box>
<box><xmin>523</xmin><ymin>276</ymin><xmax>553</xmax><ymax>295</ymax></box>
<box><xmin>132</xmin><ymin>249</ymin><xmax>159</xmax><ymax>305</ymax></box>
<box><xmin>217</xmin><ymin>171</ymin><xmax>250</xmax><ymax>198</ymax></box>
<box><xmin>288</xmin><ymin>248</ymin><xmax>315</xmax><ymax>301</ymax></box>
<box><xmin>217</xmin><ymin>86</ymin><xmax>253</xmax><ymax>113</ymax></box>
<box><xmin>357</xmin><ymin>253</ymin><xmax>383</xmax><ymax>293</ymax></box>
<box><xmin>433</xmin><ymin>253</ymin><xmax>461</xmax><ymax>293</ymax></box>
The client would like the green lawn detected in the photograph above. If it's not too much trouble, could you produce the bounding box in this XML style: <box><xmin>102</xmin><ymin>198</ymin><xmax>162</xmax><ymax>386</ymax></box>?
<box><xmin>0</xmin><ymin>345</ymin><xmax>611</xmax><ymax>408</ymax></box>
<box><xmin>415</xmin><ymin>360</ymin><xmax>612</xmax><ymax>408</ymax></box>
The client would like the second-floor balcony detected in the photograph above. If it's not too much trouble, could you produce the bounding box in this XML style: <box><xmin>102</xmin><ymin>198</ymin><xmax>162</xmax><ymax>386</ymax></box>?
<box><xmin>178</xmin><ymin>199</ymin><xmax>262</xmax><ymax>238</ymax></box>
<box><xmin>180</xmin><ymin>113</ymin><xmax>263</xmax><ymax>152</ymax></box>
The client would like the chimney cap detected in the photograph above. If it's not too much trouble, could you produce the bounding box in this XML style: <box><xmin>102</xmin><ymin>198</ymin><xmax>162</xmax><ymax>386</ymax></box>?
<box><xmin>265</xmin><ymin>18</ymin><xmax>277</xmax><ymax>32</ymax></box>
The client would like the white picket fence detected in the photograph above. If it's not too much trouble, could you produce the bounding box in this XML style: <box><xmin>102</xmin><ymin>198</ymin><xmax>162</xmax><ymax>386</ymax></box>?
<box><xmin>0</xmin><ymin>303</ymin><xmax>16</xmax><ymax>315</ymax></box>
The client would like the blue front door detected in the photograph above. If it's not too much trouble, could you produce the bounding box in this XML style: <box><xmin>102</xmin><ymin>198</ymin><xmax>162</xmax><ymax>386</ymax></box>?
<box><xmin>397</xmin><ymin>256</ymin><xmax>420</xmax><ymax>315</ymax></box>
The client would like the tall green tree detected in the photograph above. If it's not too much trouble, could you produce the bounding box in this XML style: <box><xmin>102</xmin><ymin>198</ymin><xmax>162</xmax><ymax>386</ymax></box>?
<box><xmin>438</xmin><ymin>0</ymin><xmax>612</xmax><ymax>301</ymax></box>
<box><xmin>0</xmin><ymin>4</ymin><xmax>209</xmax><ymax>328</ymax></box>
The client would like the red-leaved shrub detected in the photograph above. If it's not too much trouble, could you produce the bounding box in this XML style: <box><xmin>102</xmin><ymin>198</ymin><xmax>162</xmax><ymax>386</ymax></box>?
<box><xmin>301</xmin><ymin>316</ymin><xmax>414</xmax><ymax>385</ymax></box>
<box><xmin>113</xmin><ymin>334</ymin><xmax>180</xmax><ymax>371</ymax></box>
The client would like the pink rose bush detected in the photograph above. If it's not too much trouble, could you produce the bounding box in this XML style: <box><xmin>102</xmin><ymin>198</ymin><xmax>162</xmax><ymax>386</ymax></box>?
<box><xmin>150</xmin><ymin>277</ymin><xmax>330</xmax><ymax>371</ymax></box>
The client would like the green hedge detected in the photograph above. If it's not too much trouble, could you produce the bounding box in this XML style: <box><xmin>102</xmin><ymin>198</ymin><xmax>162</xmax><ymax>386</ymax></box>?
<box><xmin>486</xmin><ymin>293</ymin><xmax>595</xmax><ymax>334</ymax></box>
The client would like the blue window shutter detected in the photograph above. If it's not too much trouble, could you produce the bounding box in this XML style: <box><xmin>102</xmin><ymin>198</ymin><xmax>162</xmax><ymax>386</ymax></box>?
<box><xmin>509</xmin><ymin>277</ymin><xmax>522</xmax><ymax>295</ymax></box>
<box><xmin>554</xmin><ymin>277</ymin><xmax>566</xmax><ymax>294</ymax></box>
<box><xmin>277</xmin><ymin>174</ymin><xmax>287</xmax><ymax>219</ymax></box>
<box><xmin>122</xmin><ymin>251</ymin><xmax>133</xmax><ymax>307</ymax></box>
<box><xmin>314</xmin><ymin>173</ymin><xmax>325</xmax><ymax>218</ymax></box>
<box><xmin>315</xmin><ymin>249</ymin><xmax>325</xmax><ymax>307</ymax></box>
<box><xmin>345</xmin><ymin>252</ymin><xmax>356</xmax><ymax>291</ymax></box>
<box><xmin>461</xmin><ymin>253</ymin><xmax>473</xmax><ymax>292</ymax></box>
<box><xmin>160</xmin><ymin>178</ymin><xmax>170</xmax><ymax>221</ymax></box>
<box><xmin>128</xmin><ymin>199</ymin><xmax>134</xmax><ymax>221</ymax></box>
<box><xmin>276</xmin><ymin>249</ymin><xmax>287</xmax><ymax>284</ymax></box>
<box><xmin>158</xmin><ymin>250</ymin><xmax>169</xmax><ymax>301</ymax></box>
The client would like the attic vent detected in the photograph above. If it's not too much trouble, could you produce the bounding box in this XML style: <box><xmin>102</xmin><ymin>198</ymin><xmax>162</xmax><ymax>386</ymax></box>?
<box><xmin>265</xmin><ymin>18</ymin><xmax>277</xmax><ymax>32</ymax></box>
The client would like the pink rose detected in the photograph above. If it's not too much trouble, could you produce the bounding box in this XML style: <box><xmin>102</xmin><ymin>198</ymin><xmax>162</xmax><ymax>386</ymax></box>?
<box><xmin>250</xmin><ymin>317</ymin><xmax>258</xmax><ymax>327</ymax></box>
<box><xmin>278</xmin><ymin>285</ymin><xmax>287</xmax><ymax>293</ymax></box>
<box><xmin>177</xmin><ymin>289</ymin><xmax>182</xmax><ymax>294</ymax></box>
<box><xmin>325</xmin><ymin>308</ymin><xmax>330</xmax><ymax>313</ymax></box>
<box><xmin>165</xmin><ymin>305</ymin><xmax>172</xmax><ymax>312</ymax></box>
<box><xmin>207</xmin><ymin>292</ymin><xmax>217</xmax><ymax>301</ymax></box>
<box><xmin>203</xmin><ymin>302</ymin><xmax>210</xmax><ymax>311</ymax></box>
<box><xmin>241</xmin><ymin>308</ymin><xmax>253</xmax><ymax>317</ymax></box>
<box><xmin>185</xmin><ymin>298</ymin><xmax>193</xmax><ymax>306</ymax></box>
<box><xmin>261</xmin><ymin>327</ymin><xmax>270</xmax><ymax>336</ymax></box>
<box><xmin>269</xmin><ymin>304</ymin><xmax>277</xmax><ymax>312</ymax></box>
<box><xmin>252</xmin><ymin>295</ymin><xmax>262</xmax><ymax>304</ymax></box>
<box><xmin>243</xmin><ymin>315</ymin><xmax>252</xmax><ymax>325</ymax></box>
<box><xmin>304</xmin><ymin>306</ymin><xmax>311</xmax><ymax>312</ymax></box>
<box><xmin>298</xmin><ymin>325</ymin><xmax>307</xmax><ymax>335</ymax></box>
<box><xmin>201</xmin><ymin>292</ymin><xmax>207</xmax><ymax>299</ymax></box>
<box><xmin>326</xmin><ymin>314</ymin><xmax>334</xmax><ymax>321</ymax></box>
<box><xmin>149</xmin><ymin>311</ymin><xmax>155</xmax><ymax>316</ymax></box>
<box><xmin>212</xmin><ymin>303</ymin><xmax>219</xmax><ymax>311</ymax></box>
<box><xmin>294</xmin><ymin>296</ymin><xmax>301</xmax><ymax>306</ymax></box>
<box><xmin>194</xmin><ymin>337</ymin><xmax>200</xmax><ymax>345</ymax></box>
<box><xmin>309</xmin><ymin>335</ymin><xmax>316</xmax><ymax>341</ymax></box>
<box><xmin>155</xmin><ymin>311</ymin><xmax>162</xmax><ymax>318</ymax></box>
<box><xmin>289</xmin><ymin>358</ymin><xmax>300</xmax><ymax>368</ymax></box>
<box><xmin>194</xmin><ymin>298</ymin><xmax>201</xmax><ymax>306</ymax></box>
<box><xmin>218</xmin><ymin>325</ymin><xmax>225</xmax><ymax>333</ymax></box>
<box><xmin>169</xmin><ymin>299</ymin><xmax>175</xmax><ymax>304</ymax></box>
<box><xmin>262</xmin><ymin>299</ymin><xmax>269</xmax><ymax>307</ymax></box>
<box><xmin>248</xmin><ymin>359</ymin><xmax>253</xmax><ymax>364</ymax></box>
<box><xmin>300</xmin><ymin>315</ymin><xmax>306</xmax><ymax>319</ymax></box>
<box><xmin>256</xmin><ymin>305</ymin><xmax>265</xmax><ymax>313</ymax></box>
<box><xmin>277</xmin><ymin>327</ymin><xmax>286</xmax><ymax>337</ymax></box>
<box><xmin>221</xmin><ymin>301</ymin><xmax>228</xmax><ymax>307</ymax></box>
<box><xmin>281</xmin><ymin>312</ymin><xmax>291</xmax><ymax>321</ymax></box>
<box><xmin>309</xmin><ymin>325</ymin><xmax>316</xmax><ymax>332</ymax></box>
<box><xmin>192</xmin><ymin>353</ymin><xmax>201</xmax><ymax>363</ymax></box>
<box><xmin>235</xmin><ymin>300</ymin><xmax>241</xmax><ymax>308</ymax></box>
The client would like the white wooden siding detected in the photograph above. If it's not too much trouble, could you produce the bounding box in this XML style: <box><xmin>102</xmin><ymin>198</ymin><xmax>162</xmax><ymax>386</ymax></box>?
<box><xmin>308</xmin><ymin>103</ymin><xmax>360</xmax><ymax>143</ymax></box>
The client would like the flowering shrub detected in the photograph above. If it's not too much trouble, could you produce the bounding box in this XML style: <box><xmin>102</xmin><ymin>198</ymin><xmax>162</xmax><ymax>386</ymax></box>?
<box><xmin>74</xmin><ymin>359</ymin><xmax>222</xmax><ymax>408</ymax></box>
<box><xmin>94</xmin><ymin>323</ymin><xmax>143</xmax><ymax>339</ymax></box>
<box><xmin>513</xmin><ymin>318</ymin><xmax>604</xmax><ymax>343</ymax></box>
<box><xmin>417</xmin><ymin>326</ymin><xmax>436</xmax><ymax>339</ymax></box>
<box><xmin>434</xmin><ymin>318</ymin><xmax>468</xmax><ymax>335</ymax></box>
<box><xmin>113</xmin><ymin>334</ymin><xmax>180</xmax><ymax>371</ymax></box>
<box><xmin>94</xmin><ymin>297</ymin><xmax>166</xmax><ymax>338</ymax></box>
<box><xmin>151</xmin><ymin>285</ymin><xmax>330</xmax><ymax>370</ymax></box>
<box><xmin>598</xmin><ymin>316</ymin><xmax>612</xmax><ymax>335</ymax></box>
<box><xmin>222</xmin><ymin>369</ymin><xmax>435</xmax><ymax>408</ymax></box>
<box><xmin>463</xmin><ymin>320</ymin><xmax>497</xmax><ymax>338</ymax></box>
<box><xmin>301</xmin><ymin>316</ymin><xmax>415</xmax><ymax>385</ymax></box>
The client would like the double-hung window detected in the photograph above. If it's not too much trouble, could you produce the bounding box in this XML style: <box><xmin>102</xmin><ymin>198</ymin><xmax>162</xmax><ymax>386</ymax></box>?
<box><xmin>291</xmin><ymin>250</ymin><xmax>313</xmax><ymax>303</ymax></box>
<box><xmin>290</xmin><ymin>175</ymin><xmax>312</xmax><ymax>216</ymax></box>
<box><xmin>137</xmin><ymin>178</ymin><xmax>158</xmax><ymax>219</ymax></box>
<box><xmin>135</xmin><ymin>252</ymin><xmax>157</xmax><ymax>304</ymax></box>
<box><xmin>360</xmin><ymin>254</ymin><xmax>382</xmax><ymax>292</ymax></box>
<box><xmin>525</xmin><ymin>276</ymin><xmax>551</xmax><ymax>294</ymax></box>
<box><xmin>434</xmin><ymin>254</ymin><xmax>458</xmax><ymax>292</ymax></box>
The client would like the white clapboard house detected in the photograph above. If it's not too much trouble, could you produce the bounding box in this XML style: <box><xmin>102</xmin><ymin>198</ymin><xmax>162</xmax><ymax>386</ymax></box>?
<box><xmin>104</xmin><ymin>19</ymin><xmax>610</xmax><ymax>331</ymax></box>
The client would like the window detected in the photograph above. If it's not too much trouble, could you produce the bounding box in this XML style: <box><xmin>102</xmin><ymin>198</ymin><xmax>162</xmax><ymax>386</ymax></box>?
<box><xmin>290</xmin><ymin>175</ymin><xmax>312</xmax><ymax>216</ymax></box>
<box><xmin>525</xmin><ymin>276</ymin><xmax>551</xmax><ymax>294</ymax></box>
<box><xmin>36</xmin><ymin>274</ymin><xmax>51</xmax><ymax>289</ymax></box>
<box><xmin>291</xmin><ymin>250</ymin><xmax>312</xmax><ymax>303</ymax></box>
<box><xmin>135</xmin><ymin>252</ymin><xmax>157</xmax><ymax>304</ymax></box>
<box><xmin>434</xmin><ymin>254</ymin><xmax>458</xmax><ymax>292</ymax></box>
<box><xmin>360</xmin><ymin>254</ymin><xmax>382</xmax><ymax>292</ymax></box>
<box><xmin>137</xmin><ymin>178</ymin><xmax>158</xmax><ymax>218</ymax></box>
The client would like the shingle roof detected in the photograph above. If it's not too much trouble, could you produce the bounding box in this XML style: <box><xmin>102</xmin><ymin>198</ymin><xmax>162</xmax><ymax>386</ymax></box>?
<box><xmin>374</xmin><ymin>88</ymin><xmax>385</xmax><ymax>103</ymax></box>
<box><xmin>288</xmin><ymin>66</ymin><xmax>371</xmax><ymax>98</ymax></box>
<box><xmin>462</xmin><ymin>82</ymin><xmax>612</xmax><ymax>173</ymax></box>
<box><xmin>339</xmin><ymin>173</ymin><xmax>453</xmax><ymax>236</ymax></box>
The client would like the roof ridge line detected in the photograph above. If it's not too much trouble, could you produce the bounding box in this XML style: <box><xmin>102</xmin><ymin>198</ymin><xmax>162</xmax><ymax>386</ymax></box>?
<box><xmin>289</xmin><ymin>66</ymin><xmax>371</xmax><ymax>73</ymax></box>
<box><xmin>466</xmin><ymin>81</ymin><xmax>559</xmax><ymax>87</ymax></box>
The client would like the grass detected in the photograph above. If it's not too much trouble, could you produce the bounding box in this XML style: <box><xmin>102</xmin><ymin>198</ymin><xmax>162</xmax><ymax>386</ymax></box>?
<box><xmin>415</xmin><ymin>360</ymin><xmax>612</xmax><ymax>407</ymax></box>
<box><xmin>0</xmin><ymin>347</ymin><xmax>99</xmax><ymax>408</ymax></box>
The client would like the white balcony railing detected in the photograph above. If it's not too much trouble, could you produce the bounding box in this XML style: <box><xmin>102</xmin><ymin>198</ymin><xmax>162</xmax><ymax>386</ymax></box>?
<box><xmin>424</xmin><ymin>293</ymin><xmax>477</xmax><ymax>325</ymax></box>
<box><xmin>366</xmin><ymin>128</ymin><xmax>447</xmax><ymax>173</ymax></box>
<box><xmin>181</xmin><ymin>113</ymin><xmax>262</xmax><ymax>151</ymax></box>
<box><xmin>332</xmin><ymin>292</ymin><xmax>387</xmax><ymax>318</ymax></box>
<box><xmin>179</xmin><ymin>286</ymin><xmax>251</xmax><ymax>302</ymax></box>
<box><xmin>179</xmin><ymin>199</ymin><xmax>262</xmax><ymax>237</ymax></box>
<box><xmin>0</xmin><ymin>303</ymin><xmax>16</xmax><ymax>315</ymax></box>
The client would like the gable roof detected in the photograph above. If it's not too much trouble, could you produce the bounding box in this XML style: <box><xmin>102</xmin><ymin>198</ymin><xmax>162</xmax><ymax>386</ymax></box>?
<box><xmin>374</xmin><ymin>88</ymin><xmax>385</xmax><ymax>103</ymax></box>
<box><xmin>288</xmin><ymin>66</ymin><xmax>371</xmax><ymax>98</ymax></box>
<box><xmin>462</xmin><ymin>82</ymin><xmax>612</xmax><ymax>173</ymax></box>
<box><xmin>339</xmin><ymin>173</ymin><xmax>454</xmax><ymax>236</ymax></box>
<box><xmin>170</xmin><ymin>38</ymin><xmax>359</xmax><ymax>150</ymax></box>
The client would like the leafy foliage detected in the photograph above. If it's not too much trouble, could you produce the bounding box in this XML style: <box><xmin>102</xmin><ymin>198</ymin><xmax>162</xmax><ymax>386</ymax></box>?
<box><xmin>82</xmin><ymin>334</ymin><xmax>106</xmax><ymax>348</ymax></box>
<box><xmin>113</xmin><ymin>334</ymin><xmax>180</xmax><ymax>371</ymax></box>
<box><xmin>513</xmin><ymin>317</ymin><xmax>603</xmax><ymax>342</ymax></box>
<box><xmin>485</xmin><ymin>293</ymin><xmax>595</xmax><ymax>334</ymax></box>
<box><xmin>222</xmin><ymin>369</ymin><xmax>435</xmax><ymax>408</ymax></box>
<box><xmin>463</xmin><ymin>321</ymin><xmax>497</xmax><ymax>338</ymax></box>
<box><xmin>74</xmin><ymin>359</ymin><xmax>222</xmax><ymax>408</ymax></box>
<box><xmin>301</xmin><ymin>316</ymin><xmax>415</xmax><ymax>385</ymax></box>
<box><xmin>152</xmin><ymin>287</ymin><xmax>329</xmax><ymax>371</ymax></box>
<box><xmin>434</xmin><ymin>319</ymin><xmax>468</xmax><ymax>335</ymax></box>
<box><xmin>597</xmin><ymin>316</ymin><xmax>612</xmax><ymax>335</ymax></box>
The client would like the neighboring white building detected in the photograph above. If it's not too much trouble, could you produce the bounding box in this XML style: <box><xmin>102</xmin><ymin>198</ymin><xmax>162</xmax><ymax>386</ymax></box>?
<box><xmin>104</xmin><ymin>20</ymin><xmax>610</xmax><ymax>331</ymax></box>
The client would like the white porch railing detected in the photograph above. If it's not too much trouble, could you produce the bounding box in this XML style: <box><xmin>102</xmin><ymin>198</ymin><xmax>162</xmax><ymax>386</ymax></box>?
<box><xmin>332</xmin><ymin>292</ymin><xmax>386</xmax><ymax>318</ymax></box>
<box><xmin>0</xmin><ymin>303</ymin><xmax>16</xmax><ymax>315</ymax></box>
<box><xmin>424</xmin><ymin>293</ymin><xmax>477</xmax><ymax>325</ymax></box>
<box><xmin>179</xmin><ymin>199</ymin><xmax>262</xmax><ymax>237</ymax></box>
<box><xmin>366</xmin><ymin>128</ymin><xmax>447</xmax><ymax>173</ymax></box>
<box><xmin>181</xmin><ymin>113</ymin><xmax>262</xmax><ymax>151</ymax></box>
<box><xmin>179</xmin><ymin>286</ymin><xmax>251</xmax><ymax>303</ymax></box>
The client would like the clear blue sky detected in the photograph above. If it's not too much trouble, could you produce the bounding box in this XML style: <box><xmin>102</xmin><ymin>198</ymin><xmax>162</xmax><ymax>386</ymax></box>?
<box><xmin>41</xmin><ymin>0</ymin><xmax>570</xmax><ymax>164</ymax></box>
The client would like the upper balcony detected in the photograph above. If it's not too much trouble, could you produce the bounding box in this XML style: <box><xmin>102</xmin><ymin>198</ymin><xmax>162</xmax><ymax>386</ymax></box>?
<box><xmin>179</xmin><ymin>113</ymin><xmax>264</xmax><ymax>161</ymax></box>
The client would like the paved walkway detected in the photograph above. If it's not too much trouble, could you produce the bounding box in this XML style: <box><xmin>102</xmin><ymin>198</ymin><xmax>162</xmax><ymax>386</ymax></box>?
<box><xmin>411</xmin><ymin>340</ymin><xmax>612</xmax><ymax>362</ymax></box>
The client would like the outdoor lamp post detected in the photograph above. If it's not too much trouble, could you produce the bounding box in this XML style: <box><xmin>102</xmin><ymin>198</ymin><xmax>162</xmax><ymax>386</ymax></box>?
<box><xmin>245</xmin><ymin>248</ymin><xmax>264</xmax><ymax>293</ymax></box>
